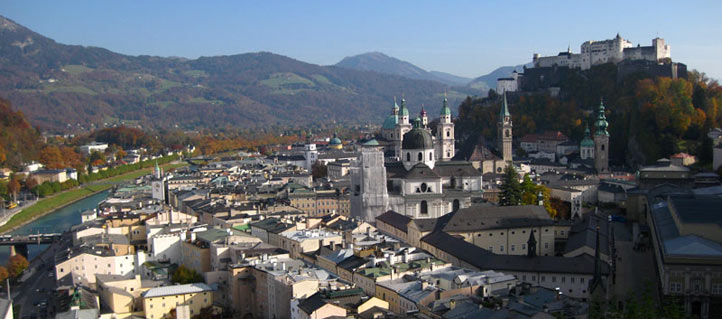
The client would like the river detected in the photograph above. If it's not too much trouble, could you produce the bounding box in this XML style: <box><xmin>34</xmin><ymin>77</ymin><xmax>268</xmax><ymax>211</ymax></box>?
<box><xmin>0</xmin><ymin>190</ymin><xmax>111</xmax><ymax>263</ymax></box>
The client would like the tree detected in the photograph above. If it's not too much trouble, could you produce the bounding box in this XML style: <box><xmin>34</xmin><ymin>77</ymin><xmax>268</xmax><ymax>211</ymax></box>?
<box><xmin>171</xmin><ymin>265</ymin><xmax>203</xmax><ymax>284</ymax></box>
<box><xmin>7</xmin><ymin>255</ymin><xmax>28</xmax><ymax>278</ymax></box>
<box><xmin>39</xmin><ymin>145</ymin><xmax>64</xmax><ymax>169</ymax></box>
<box><xmin>25</xmin><ymin>177</ymin><xmax>38</xmax><ymax>192</ymax></box>
<box><xmin>88</xmin><ymin>151</ymin><xmax>106</xmax><ymax>166</ymax></box>
<box><xmin>7</xmin><ymin>176</ymin><xmax>20</xmax><ymax>202</ymax></box>
<box><xmin>311</xmin><ymin>161</ymin><xmax>327</xmax><ymax>179</ymax></box>
<box><xmin>0</xmin><ymin>266</ymin><xmax>7</xmax><ymax>283</ymax></box>
<box><xmin>499</xmin><ymin>166</ymin><xmax>522</xmax><ymax>206</ymax></box>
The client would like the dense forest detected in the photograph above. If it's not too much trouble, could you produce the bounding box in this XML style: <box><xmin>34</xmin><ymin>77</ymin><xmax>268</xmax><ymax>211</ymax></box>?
<box><xmin>455</xmin><ymin>64</ymin><xmax>722</xmax><ymax>168</ymax></box>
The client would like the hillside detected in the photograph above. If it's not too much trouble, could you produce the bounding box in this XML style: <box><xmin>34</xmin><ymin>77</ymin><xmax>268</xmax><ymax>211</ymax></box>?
<box><xmin>0</xmin><ymin>16</ymin><xmax>479</xmax><ymax>132</ymax></box>
<box><xmin>0</xmin><ymin>98</ymin><xmax>43</xmax><ymax>169</ymax></box>
<box><xmin>455</xmin><ymin>64</ymin><xmax>722</xmax><ymax>168</ymax></box>
<box><xmin>336</xmin><ymin>52</ymin><xmax>471</xmax><ymax>86</ymax></box>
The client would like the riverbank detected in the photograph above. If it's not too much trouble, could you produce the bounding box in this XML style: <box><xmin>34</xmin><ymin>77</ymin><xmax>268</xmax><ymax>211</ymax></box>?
<box><xmin>0</xmin><ymin>161</ymin><xmax>187</xmax><ymax>234</ymax></box>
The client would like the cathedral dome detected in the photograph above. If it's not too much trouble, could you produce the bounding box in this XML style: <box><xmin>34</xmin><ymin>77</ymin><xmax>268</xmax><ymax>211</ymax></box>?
<box><xmin>402</xmin><ymin>127</ymin><xmax>433</xmax><ymax>150</ymax></box>
<box><xmin>382</xmin><ymin>115</ymin><xmax>398</xmax><ymax>130</ymax></box>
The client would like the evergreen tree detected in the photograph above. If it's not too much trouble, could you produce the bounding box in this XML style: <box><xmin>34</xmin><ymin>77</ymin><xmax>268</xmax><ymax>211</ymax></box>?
<box><xmin>499</xmin><ymin>165</ymin><xmax>522</xmax><ymax>206</ymax></box>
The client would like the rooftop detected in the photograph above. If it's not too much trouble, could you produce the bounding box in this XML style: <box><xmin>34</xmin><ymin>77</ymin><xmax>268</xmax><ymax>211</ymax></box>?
<box><xmin>143</xmin><ymin>283</ymin><xmax>213</xmax><ymax>298</ymax></box>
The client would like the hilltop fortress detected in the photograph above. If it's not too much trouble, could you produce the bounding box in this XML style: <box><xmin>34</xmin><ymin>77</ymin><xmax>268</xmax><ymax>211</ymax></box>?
<box><xmin>532</xmin><ymin>33</ymin><xmax>670</xmax><ymax>70</ymax></box>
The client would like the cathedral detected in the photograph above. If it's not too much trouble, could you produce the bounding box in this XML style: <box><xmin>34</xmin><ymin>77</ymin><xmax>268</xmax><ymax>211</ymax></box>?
<box><xmin>351</xmin><ymin>96</ymin><xmax>483</xmax><ymax>222</ymax></box>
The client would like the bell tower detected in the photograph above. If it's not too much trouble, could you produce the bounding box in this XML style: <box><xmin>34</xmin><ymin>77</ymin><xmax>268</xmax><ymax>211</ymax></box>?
<box><xmin>497</xmin><ymin>93</ymin><xmax>513</xmax><ymax>163</ymax></box>
<box><xmin>594</xmin><ymin>100</ymin><xmax>610</xmax><ymax>174</ymax></box>
<box><xmin>436</xmin><ymin>93</ymin><xmax>455</xmax><ymax>161</ymax></box>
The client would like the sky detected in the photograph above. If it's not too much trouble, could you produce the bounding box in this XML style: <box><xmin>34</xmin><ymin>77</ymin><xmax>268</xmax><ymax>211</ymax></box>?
<box><xmin>2</xmin><ymin>1</ymin><xmax>721</xmax><ymax>80</ymax></box>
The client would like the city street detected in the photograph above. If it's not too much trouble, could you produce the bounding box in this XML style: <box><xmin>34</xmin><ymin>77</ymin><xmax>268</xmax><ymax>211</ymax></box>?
<box><xmin>7</xmin><ymin>232</ymin><xmax>72</xmax><ymax>319</ymax></box>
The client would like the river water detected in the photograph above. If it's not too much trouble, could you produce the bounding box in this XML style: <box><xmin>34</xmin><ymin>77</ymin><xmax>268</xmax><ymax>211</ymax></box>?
<box><xmin>0</xmin><ymin>190</ymin><xmax>111</xmax><ymax>263</ymax></box>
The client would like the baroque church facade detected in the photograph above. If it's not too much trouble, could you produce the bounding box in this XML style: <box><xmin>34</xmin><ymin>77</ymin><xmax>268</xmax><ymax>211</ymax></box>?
<box><xmin>351</xmin><ymin>96</ymin><xmax>482</xmax><ymax>222</ymax></box>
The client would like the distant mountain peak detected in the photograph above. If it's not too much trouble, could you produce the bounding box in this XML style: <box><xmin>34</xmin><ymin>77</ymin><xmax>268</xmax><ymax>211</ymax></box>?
<box><xmin>0</xmin><ymin>15</ymin><xmax>22</xmax><ymax>31</ymax></box>
<box><xmin>336</xmin><ymin>52</ymin><xmax>470</xmax><ymax>86</ymax></box>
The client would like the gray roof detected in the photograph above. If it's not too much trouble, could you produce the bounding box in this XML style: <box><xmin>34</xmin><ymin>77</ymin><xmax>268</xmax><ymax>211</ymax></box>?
<box><xmin>376</xmin><ymin>211</ymin><xmax>411</xmax><ymax>233</ymax></box>
<box><xmin>403</xmin><ymin>163</ymin><xmax>441</xmax><ymax>179</ymax></box>
<box><xmin>443</xmin><ymin>205</ymin><xmax>554</xmax><ymax>232</ymax></box>
<box><xmin>56</xmin><ymin>309</ymin><xmax>100</xmax><ymax>319</ymax></box>
<box><xmin>433</xmin><ymin>161</ymin><xmax>480</xmax><ymax>177</ymax></box>
<box><xmin>143</xmin><ymin>283</ymin><xmax>213</xmax><ymax>298</ymax></box>
<box><xmin>422</xmin><ymin>231</ymin><xmax>609</xmax><ymax>275</ymax></box>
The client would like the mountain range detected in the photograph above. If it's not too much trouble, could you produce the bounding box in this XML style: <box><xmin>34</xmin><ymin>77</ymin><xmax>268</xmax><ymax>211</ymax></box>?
<box><xmin>0</xmin><ymin>15</ymin><xmax>522</xmax><ymax>133</ymax></box>
<box><xmin>335</xmin><ymin>52</ymin><xmax>472</xmax><ymax>86</ymax></box>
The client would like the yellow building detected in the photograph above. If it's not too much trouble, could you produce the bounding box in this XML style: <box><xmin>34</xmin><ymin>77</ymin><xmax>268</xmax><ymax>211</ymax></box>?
<box><xmin>142</xmin><ymin>283</ymin><xmax>214</xmax><ymax>319</ymax></box>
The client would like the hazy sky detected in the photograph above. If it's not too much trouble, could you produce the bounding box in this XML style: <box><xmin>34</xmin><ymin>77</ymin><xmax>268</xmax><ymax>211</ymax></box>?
<box><xmin>2</xmin><ymin>1</ymin><xmax>721</xmax><ymax>79</ymax></box>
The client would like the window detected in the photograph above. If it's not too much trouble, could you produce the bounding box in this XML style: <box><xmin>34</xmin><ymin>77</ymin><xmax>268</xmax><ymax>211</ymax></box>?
<box><xmin>418</xmin><ymin>152</ymin><xmax>422</xmax><ymax>161</ymax></box>
<box><xmin>500</xmin><ymin>246</ymin><xmax>504</xmax><ymax>252</ymax></box>
<box><xmin>511</xmin><ymin>245</ymin><xmax>515</xmax><ymax>252</ymax></box>
<box><xmin>446</xmin><ymin>131</ymin><xmax>450</xmax><ymax>137</ymax></box>
<box><xmin>561</xmin><ymin>276</ymin><xmax>566</xmax><ymax>283</ymax></box>
<box><xmin>670</xmin><ymin>282</ymin><xmax>683</xmax><ymax>293</ymax></box>
<box><xmin>407</xmin><ymin>153</ymin><xmax>411</xmax><ymax>161</ymax></box>
<box><xmin>429</xmin><ymin>152</ymin><xmax>433</xmax><ymax>159</ymax></box>
<box><xmin>552</xmin><ymin>276</ymin><xmax>556</xmax><ymax>283</ymax></box>
<box><xmin>571</xmin><ymin>277</ymin><xmax>575</xmax><ymax>284</ymax></box>
<box><xmin>420</xmin><ymin>201</ymin><xmax>428</xmax><ymax>215</ymax></box>
<box><xmin>522</xmin><ymin>244</ymin><xmax>526</xmax><ymax>250</ymax></box>
<box><xmin>420</xmin><ymin>183</ymin><xmax>428</xmax><ymax>192</ymax></box>
<box><xmin>541</xmin><ymin>276</ymin><xmax>545</xmax><ymax>282</ymax></box>
<box><xmin>580</xmin><ymin>278</ymin><xmax>585</xmax><ymax>284</ymax></box>
<box><xmin>544</xmin><ymin>243</ymin><xmax>549</xmax><ymax>249</ymax></box>
<box><xmin>532</xmin><ymin>276</ymin><xmax>536</xmax><ymax>281</ymax></box>
<box><xmin>522</xmin><ymin>275</ymin><xmax>526</xmax><ymax>281</ymax></box>
<box><xmin>712</xmin><ymin>284</ymin><xmax>722</xmax><ymax>294</ymax></box>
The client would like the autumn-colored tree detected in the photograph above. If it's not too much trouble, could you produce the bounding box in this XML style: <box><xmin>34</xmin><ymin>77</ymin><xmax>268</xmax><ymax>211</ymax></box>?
<box><xmin>25</xmin><ymin>177</ymin><xmax>39</xmax><ymax>191</ymax></box>
<box><xmin>116</xmin><ymin>148</ymin><xmax>127</xmax><ymax>160</ymax></box>
<box><xmin>0</xmin><ymin>266</ymin><xmax>8</xmax><ymax>283</ymax></box>
<box><xmin>88</xmin><ymin>151</ymin><xmax>107</xmax><ymax>166</ymax></box>
<box><xmin>7</xmin><ymin>254</ymin><xmax>28</xmax><ymax>278</ymax></box>
<box><xmin>39</xmin><ymin>145</ymin><xmax>64</xmax><ymax>169</ymax></box>
<box><xmin>171</xmin><ymin>265</ymin><xmax>203</xmax><ymax>284</ymax></box>
<box><xmin>7</xmin><ymin>176</ymin><xmax>20</xmax><ymax>202</ymax></box>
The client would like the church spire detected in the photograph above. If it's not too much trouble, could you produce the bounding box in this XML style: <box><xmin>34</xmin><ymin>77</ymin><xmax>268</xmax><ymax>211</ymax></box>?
<box><xmin>527</xmin><ymin>230</ymin><xmax>537</xmax><ymax>257</ymax></box>
<box><xmin>500</xmin><ymin>92</ymin><xmax>510</xmax><ymax>119</ymax></box>
<box><xmin>594</xmin><ymin>99</ymin><xmax>609</xmax><ymax>136</ymax></box>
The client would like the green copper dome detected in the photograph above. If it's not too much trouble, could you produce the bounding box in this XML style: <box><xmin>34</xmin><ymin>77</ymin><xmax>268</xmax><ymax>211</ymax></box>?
<box><xmin>363</xmin><ymin>139</ymin><xmax>380</xmax><ymax>146</ymax></box>
<box><xmin>594</xmin><ymin>100</ymin><xmax>609</xmax><ymax>136</ymax></box>
<box><xmin>402</xmin><ymin>126</ymin><xmax>433</xmax><ymax>150</ymax></box>
<box><xmin>581</xmin><ymin>126</ymin><xmax>595</xmax><ymax>147</ymax></box>
<box><xmin>440</xmin><ymin>94</ymin><xmax>451</xmax><ymax>116</ymax></box>
<box><xmin>382</xmin><ymin>114</ymin><xmax>398</xmax><ymax>129</ymax></box>
<box><xmin>329</xmin><ymin>132</ymin><xmax>342</xmax><ymax>145</ymax></box>
<box><xmin>400</xmin><ymin>97</ymin><xmax>409</xmax><ymax>116</ymax></box>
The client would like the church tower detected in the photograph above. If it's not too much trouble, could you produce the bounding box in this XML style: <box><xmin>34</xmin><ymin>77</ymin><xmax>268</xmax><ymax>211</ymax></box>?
<box><xmin>304</xmin><ymin>131</ymin><xmax>318</xmax><ymax>171</ymax></box>
<box><xmin>436</xmin><ymin>94</ymin><xmax>455</xmax><ymax>161</ymax></box>
<box><xmin>420</xmin><ymin>106</ymin><xmax>428</xmax><ymax>128</ymax></box>
<box><xmin>394</xmin><ymin>97</ymin><xmax>412</xmax><ymax>159</ymax></box>
<box><xmin>594</xmin><ymin>100</ymin><xmax>610</xmax><ymax>174</ymax></box>
<box><xmin>497</xmin><ymin>93</ymin><xmax>513</xmax><ymax>163</ymax></box>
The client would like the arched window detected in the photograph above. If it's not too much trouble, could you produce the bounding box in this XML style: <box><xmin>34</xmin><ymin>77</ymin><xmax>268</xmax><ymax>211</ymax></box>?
<box><xmin>407</xmin><ymin>152</ymin><xmax>411</xmax><ymax>161</ymax></box>
<box><xmin>601</xmin><ymin>145</ymin><xmax>605</xmax><ymax>151</ymax></box>
<box><xmin>429</xmin><ymin>152</ymin><xmax>433</xmax><ymax>160</ymax></box>
<box><xmin>505</xmin><ymin>129</ymin><xmax>510</xmax><ymax>137</ymax></box>
<box><xmin>453</xmin><ymin>199</ymin><xmax>460</xmax><ymax>212</ymax></box>
<box><xmin>418</xmin><ymin>152</ymin><xmax>422</xmax><ymax>161</ymax></box>
<box><xmin>446</xmin><ymin>130</ymin><xmax>450</xmax><ymax>137</ymax></box>
<box><xmin>420</xmin><ymin>200</ymin><xmax>428</xmax><ymax>215</ymax></box>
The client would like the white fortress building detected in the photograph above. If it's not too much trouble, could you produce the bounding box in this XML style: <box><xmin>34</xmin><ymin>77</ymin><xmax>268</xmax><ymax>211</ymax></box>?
<box><xmin>532</xmin><ymin>34</ymin><xmax>671</xmax><ymax>70</ymax></box>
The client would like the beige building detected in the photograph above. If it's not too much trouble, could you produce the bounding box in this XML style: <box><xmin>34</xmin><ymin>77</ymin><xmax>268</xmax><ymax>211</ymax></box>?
<box><xmin>96</xmin><ymin>274</ymin><xmax>161</xmax><ymax>315</ymax></box>
<box><xmin>142</xmin><ymin>283</ymin><xmax>214</xmax><ymax>319</ymax></box>
<box><xmin>275</xmin><ymin>229</ymin><xmax>342</xmax><ymax>259</ymax></box>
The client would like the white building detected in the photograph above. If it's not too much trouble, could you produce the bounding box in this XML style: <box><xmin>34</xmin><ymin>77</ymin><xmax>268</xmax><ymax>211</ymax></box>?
<box><xmin>533</xmin><ymin>34</ymin><xmax>671</xmax><ymax>71</ymax></box>
<box><xmin>496</xmin><ymin>71</ymin><xmax>522</xmax><ymax>94</ymax></box>
<box><xmin>79</xmin><ymin>142</ymin><xmax>109</xmax><ymax>155</ymax></box>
